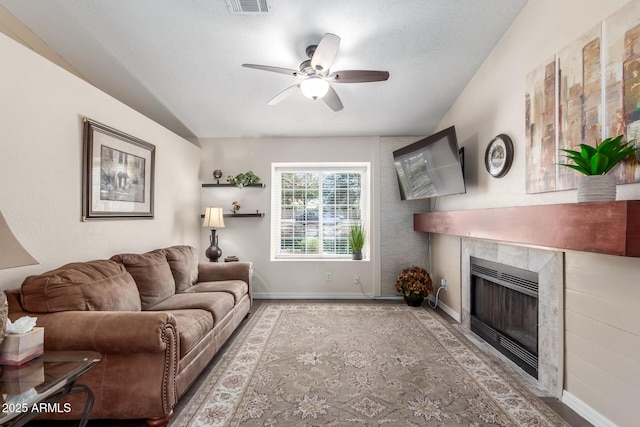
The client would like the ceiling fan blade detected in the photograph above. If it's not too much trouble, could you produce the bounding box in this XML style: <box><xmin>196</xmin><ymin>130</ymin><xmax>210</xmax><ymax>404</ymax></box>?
<box><xmin>328</xmin><ymin>70</ymin><xmax>390</xmax><ymax>83</ymax></box>
<box><xmin>267</xmin><ymin>84</ymin><xmax>300</xmax><ymax>105</ymax></box>
<box><xmin>322</xmin><ymin>85</ymin><xmax>343</xmax><ymax>112</ymax></box>
<box><xmin>311</xmin><ymin>33</ymin><xmax>340</xmax><ymax>73</ymax></box>
<box><xmin>242</xmin><ymin>64</ymin><xmax>299</xmax><ymax>77</ymax></box>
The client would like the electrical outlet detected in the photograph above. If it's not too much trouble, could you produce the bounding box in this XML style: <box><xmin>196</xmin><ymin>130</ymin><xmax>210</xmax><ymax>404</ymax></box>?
<box><xmin>353</xmin><ymin>275</ymin><xmax>360</xmax><ymax>284</ymax></box>
<box><xmin>440</xmin><ymin>278</ymin><xmax>448</xmax><ymax>289</ymax></box>
<box><xmin>325</xmin><ymin>272</ymin><xmax>332</xmax><ymax>281</ymax></box>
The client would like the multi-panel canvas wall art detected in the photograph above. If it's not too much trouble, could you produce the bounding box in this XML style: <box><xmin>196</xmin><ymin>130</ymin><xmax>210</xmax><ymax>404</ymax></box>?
<box><xmin>525</xmin><ymin>1</ymin><xmax>640</xmax><ymax>194</ymax></box>
<box><xmin>525</xmin><ymin>58</ymin><xmax>556</xmax><ymax>194</ymax></box>
<box><xmin>605</xmin><ymin>0</ymin><xmax>640</xmax><ymax>183</ymax></box>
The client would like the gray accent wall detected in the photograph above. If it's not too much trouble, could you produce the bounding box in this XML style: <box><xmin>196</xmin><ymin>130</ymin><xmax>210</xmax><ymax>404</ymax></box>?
<box><xmin>379</xmin><ymin>137</ymin><xmax>431</xmax><ymax>297</ymax></box>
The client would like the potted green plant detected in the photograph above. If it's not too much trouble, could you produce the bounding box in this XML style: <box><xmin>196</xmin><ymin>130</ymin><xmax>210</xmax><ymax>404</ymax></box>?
<box><xmin>559</xmin><ymin>135</ymin><xmax>637</xmax><ymax>202</ymax></box>
<box><xmin>349</xmin><ymin>223</ymin><xmax>366</xmax><ymax>260</ymax></box>
<box><xmin>227</xmin><ymin>171</ymin><xmax>260</xmax><ymax>188</ymax></box>
<box><xmin>395</xmin><ymin>266</ymin><xmax>433</xmax><ymax>307</ymax></box>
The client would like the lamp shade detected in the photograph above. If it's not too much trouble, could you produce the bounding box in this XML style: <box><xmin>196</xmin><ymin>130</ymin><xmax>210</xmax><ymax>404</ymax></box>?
<box><xmin>300</xmin><ymin>76</ymin><xmax>329</xmax><ymax>100</ymax></box>
<box><xmin>0</xmin><ymin>210</ymin><xmax>38</xmax><ymax>270</ymax></box>
<box><xmin>202</xmin><ymin>207</ymin><xmax>225</xmax><ymax>229</ymax></box>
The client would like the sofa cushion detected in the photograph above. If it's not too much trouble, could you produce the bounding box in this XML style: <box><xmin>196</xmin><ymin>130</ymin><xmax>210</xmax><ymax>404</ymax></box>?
<box><xmin>183</xmin><ymin>280</ymin><xmax>248</xmax><ymax>304</ymax></box>
<box><xmin>157</xmin><ymin>246</ymin><xmax>199</xmax><ymax>292</ymax></box>
<box><xmin>110</xmin><ymin>251</ymin><xmax>176</xmax><ymax>310</ymax></box>
<box><xmin>145</xmin><ymin>292</ymin><xmax>234</xmax><ymax>325</ymax></box>
<box><xmin>168</xmin><ymin>309</ymin><xmax>214</xmax><ymax>358</ymax></box>
<box><xmin>20</xmin><ymin>260</ymin><xmax>141</xmax><ymax>313</ymax></box>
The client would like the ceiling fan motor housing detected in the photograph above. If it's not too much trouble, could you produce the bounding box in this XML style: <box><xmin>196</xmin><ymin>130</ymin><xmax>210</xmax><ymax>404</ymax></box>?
<box><xmin>305</xmin><ymin>45</ymin><xmax>318</xmax><ymax>59</ymax></box>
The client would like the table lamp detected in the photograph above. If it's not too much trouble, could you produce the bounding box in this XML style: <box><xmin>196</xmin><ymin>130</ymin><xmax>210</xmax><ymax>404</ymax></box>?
<box><xmin>202</xmin><ymin>207</ymin><xmax>225</xmax><ymax>262</ymax></box>
<box><xmin>1</xmin><ymin>210</ymin><xmax>38</xmax><ymax>344</ymax></box>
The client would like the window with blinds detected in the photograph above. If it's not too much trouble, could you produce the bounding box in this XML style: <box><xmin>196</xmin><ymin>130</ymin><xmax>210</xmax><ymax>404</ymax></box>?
<box><xmin>271</xmin><ymin>163</ymin><xmax>369</xmax><ymax>260</ymax></box>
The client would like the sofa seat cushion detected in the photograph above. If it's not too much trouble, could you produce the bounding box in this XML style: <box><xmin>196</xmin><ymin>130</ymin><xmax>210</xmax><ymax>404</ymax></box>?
<box><xmin>20</xmin><ymin>260</ymin><xmax>141</xmax><ymax>313</ymax></box>
<box><xmin>182</xmin><ymin>280</ymin><xmax>248</xmax><ymax>305</ymax></box>
<box><xmin>156</xmin><ymin>246</ymin><xmax>198</xmax><ymax>292</ymax></box>
<box><xmin>110</xmin><ymin>251</ymin><xmax>176</xmax><ymax>310</ymax></box>
<box><xmin>146</xmin><ymin>293</ymin><xmax>235</xmax><ymax>325</ymax></box>
<box><xmin>168</xmin><ymin>309</ymin><xmax>214</xmax><ymax>358</ymax></box>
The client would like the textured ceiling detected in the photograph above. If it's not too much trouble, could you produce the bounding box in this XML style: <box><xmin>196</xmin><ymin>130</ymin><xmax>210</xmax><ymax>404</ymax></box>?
<box><xmin>1</xmin><ymin>0</ymin><xmax>527</xmax><ymax>139</ymax></box>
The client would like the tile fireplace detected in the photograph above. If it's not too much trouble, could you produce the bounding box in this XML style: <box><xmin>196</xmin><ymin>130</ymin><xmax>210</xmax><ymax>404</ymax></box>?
<box><xmin>461</xmin><ymin>239</ymin><xmax>563</xmax><ymax>398</ymax></box>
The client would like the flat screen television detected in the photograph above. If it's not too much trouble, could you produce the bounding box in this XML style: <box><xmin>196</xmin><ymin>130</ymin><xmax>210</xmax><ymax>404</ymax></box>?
<box><xmin>393</xmin><ymin>126</ymin><xmax>466</xmax><ymax>200</ymax></box>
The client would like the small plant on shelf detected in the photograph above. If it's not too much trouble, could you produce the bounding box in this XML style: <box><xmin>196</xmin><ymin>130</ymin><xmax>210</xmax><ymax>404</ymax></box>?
<box><xmin>559</xmin><ymin>134</ymin><xmax>637</xmax><ymax>175</ymax></box>
<box><xmin>227</xmin><ymin>171</ymin><xmax>260</xmax><ymax>188</ymax></box>
<box><xmin>559</xmin><ymin>134</ymin><xmax>638</xmax><ymax>202</ymax></box>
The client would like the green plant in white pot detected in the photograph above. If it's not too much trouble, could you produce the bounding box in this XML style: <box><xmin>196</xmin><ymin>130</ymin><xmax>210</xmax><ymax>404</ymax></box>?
<box><xmin>559</xmin><ymin>135</ymin><xmax>637</xmax><ymax>202</ymax></box>
<box><xmin>349</xmin><ymin>223</ymin><xmax>366</xmax><ymax>260</ymax></box>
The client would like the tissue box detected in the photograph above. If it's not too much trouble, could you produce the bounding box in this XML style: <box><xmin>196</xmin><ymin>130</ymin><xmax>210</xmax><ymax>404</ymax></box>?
<box><xmin>0</xmin><ymin>327</ymin><xmax>44</xmax><ymax>365</ymax></box>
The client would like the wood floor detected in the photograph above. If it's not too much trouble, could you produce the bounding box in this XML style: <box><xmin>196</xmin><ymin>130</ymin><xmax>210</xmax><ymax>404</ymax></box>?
<box><xmin>26</xmin><ymin>299</ymin><xmax>592</xmax><ymax>427</ymax></box>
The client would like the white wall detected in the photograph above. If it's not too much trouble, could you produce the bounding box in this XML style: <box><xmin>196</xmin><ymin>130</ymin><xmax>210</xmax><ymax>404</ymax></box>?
<box><xmin>199</xmin><ymin>136</ymin><xmax>429</xmax><ymax>298</ymax></box>
<box><xmin>199</xmin><ymin>137</ymin><xmax>379</xmax><ymax>298</ymax></box>
<box><xmin>0</xmin><ymin>33</ymin><xmax>201</xmax><ymax>290</ymax></box>
<box><xmin>431</xmin><ymin>1</ymin><xmax>640</xmax><ymax>425</ymax></box>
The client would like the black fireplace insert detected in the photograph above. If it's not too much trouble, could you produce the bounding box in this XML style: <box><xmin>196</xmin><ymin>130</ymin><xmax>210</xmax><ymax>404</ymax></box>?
<box><xmin>470</xmin><ymin>257</ymin><xmax>539</xmax><ymax>378</ymax></box>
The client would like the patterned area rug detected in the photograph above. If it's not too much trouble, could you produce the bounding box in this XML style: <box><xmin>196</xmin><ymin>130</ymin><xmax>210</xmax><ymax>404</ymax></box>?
<box><xmin>172</xmin><ymin>302</ymin><xmax>567</xmax><ymax>426</ymax></box>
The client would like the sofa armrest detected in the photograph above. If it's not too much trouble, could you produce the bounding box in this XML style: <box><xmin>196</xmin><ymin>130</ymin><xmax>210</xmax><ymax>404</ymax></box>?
<box><xmin>18</xmin><ymin>310</ymin><xmax>178</xmax><ymax>354</ymax></box>
<box><xmin>197</xmin><ymin>261</ymin><xmax>252</xmax><ymax>293</ymax></box>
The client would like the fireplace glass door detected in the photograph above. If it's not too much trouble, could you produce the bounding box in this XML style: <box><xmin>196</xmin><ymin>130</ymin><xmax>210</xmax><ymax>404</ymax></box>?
<box><xmin>470</xmin><ymin>257</ymin><xmax>539</xmax><ymax>378</ymax></box>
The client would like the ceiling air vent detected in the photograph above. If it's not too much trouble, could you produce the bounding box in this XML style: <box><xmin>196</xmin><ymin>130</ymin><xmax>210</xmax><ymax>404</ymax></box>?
<box><xmin>225</xmin><ymin>0</ymin><xmax>269</xmax><ymax>14</ymax></box>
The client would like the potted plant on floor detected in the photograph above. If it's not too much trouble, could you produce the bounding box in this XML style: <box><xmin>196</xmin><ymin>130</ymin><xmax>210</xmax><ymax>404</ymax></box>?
<box><xmin>559</xmin><ymin>134</ymin><xmax>637</xmax><ymax>202</ymax></box>
<box><xmin>395</xmin><ymin>266</ymin><xmax>433</xmax><ymax>307</ymax></box>
<box><xmin>349</xmin><ymin>223</ymin><xmax>366</xmax><ymax>260</ymax></box>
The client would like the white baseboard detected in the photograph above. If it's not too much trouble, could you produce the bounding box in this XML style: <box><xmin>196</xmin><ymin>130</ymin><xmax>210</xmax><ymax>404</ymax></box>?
<box><xmin>433</xmin><ymin>299</ymin><xmax>461</xmax><ymax>322</ymax></box>
<box><xmin>253</xmin><ymin>292</ymin><xmax>403</xmax><ymax>300</ymax></box>
<box><xmin>562</xmin><ymin>391</ymin><xmax>616</xmax><ymax>427</ymax></box>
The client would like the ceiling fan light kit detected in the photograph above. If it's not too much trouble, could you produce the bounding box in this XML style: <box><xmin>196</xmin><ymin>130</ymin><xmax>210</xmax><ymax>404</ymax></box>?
<box><xmin>242</xmin><ymin>33</ymin><xmax>389</xmax><ymax>111</ymax></box>
<box><xmin>300</xmin><ymin>76</ymin><xmax>329</xmax><ymax>100</ymax></box>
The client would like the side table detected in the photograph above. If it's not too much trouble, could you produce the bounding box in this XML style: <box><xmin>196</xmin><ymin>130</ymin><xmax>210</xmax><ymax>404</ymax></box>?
<box><xmin>0</xmin><ymin>350</ymin><xmax>101</xmax><ymax>427</ymax></box>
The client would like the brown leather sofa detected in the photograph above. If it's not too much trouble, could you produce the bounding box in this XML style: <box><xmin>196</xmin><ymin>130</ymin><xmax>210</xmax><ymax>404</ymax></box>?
<box><xmin>6</xmin><ymin>245</ymin><xmax>252</xmax><ymax>426</ymax></box>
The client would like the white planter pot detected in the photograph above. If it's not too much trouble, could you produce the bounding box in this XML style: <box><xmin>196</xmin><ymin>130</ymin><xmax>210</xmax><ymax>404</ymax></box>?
<box><xmin>576</xmin><ymin>174</ymin><xmax>616</xmax><ymax>202</ymax></box>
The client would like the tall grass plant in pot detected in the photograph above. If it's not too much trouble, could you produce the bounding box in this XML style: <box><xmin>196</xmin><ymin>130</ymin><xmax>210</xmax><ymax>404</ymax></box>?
<box><xmin>349</xmin><ymin>223</ymin><xmax>366</xmax><ymax>260</ymax></box>
<box><xmin>559</xmin><ymin>135</ymin><xmax>638</xmax><ymax>202</ymax></box>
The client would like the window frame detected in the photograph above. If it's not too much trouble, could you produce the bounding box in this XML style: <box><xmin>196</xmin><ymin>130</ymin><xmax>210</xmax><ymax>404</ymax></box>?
<box><xmin>270</xmin><ymin>162</ymin><xmax>371</xmax><ymax>261</ymax></box>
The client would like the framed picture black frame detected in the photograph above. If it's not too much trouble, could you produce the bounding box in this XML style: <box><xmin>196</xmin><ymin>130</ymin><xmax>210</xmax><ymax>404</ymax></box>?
<box><xmin>82</xmin><ymin>118</ymin><xmax>155</xmax><ymax>220</ymax></box>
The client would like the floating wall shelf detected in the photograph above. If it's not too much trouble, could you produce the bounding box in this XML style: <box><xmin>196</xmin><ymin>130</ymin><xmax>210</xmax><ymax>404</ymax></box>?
<box><xmin>224</xmin><ymin>213</ymin><xmax>264</xmax><ymax>218</ymax></box>
<box><xmin>202</xmin><ymin>183</ymin><xmax>265</xmax><ymax>188</ymax></box>
<box><xmin>200</xmin><ymin>212</ymin><xmax>264</xmax><ymax>219</ymax></box>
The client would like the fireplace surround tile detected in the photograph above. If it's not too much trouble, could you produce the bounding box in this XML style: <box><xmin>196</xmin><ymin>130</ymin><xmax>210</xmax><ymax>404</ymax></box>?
<box><xmin>461</xmin><ymin>238</ymin><xmax>563</xmax><ymax>398</ymax></box>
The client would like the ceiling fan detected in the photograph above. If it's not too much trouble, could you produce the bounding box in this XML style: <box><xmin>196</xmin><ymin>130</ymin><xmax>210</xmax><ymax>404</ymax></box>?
<box><xmin>242</xmin><ymin>33</ymin><xmax>390</xmax><ymax>112</ymax></box>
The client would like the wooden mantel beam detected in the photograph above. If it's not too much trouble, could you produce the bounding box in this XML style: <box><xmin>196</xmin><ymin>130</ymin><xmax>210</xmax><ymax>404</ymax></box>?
<box><xmin>413</xmin><ymin>200</ymin><xmax>640</xmax><ymax>257</ymax></box>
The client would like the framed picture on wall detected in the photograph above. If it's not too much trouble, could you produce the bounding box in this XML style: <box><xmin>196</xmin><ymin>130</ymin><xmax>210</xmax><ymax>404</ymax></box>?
<box><xmin>82</xmin><ymin>117</ymin><xmax>155</xmax><ymax>220</ymax></box>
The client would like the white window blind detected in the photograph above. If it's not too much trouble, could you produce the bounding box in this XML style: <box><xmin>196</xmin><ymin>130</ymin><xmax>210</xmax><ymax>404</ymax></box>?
<box><xmin>271</xmin><ymin>163</ymin><xmax>369</xmax><ymax>260</ymax></box>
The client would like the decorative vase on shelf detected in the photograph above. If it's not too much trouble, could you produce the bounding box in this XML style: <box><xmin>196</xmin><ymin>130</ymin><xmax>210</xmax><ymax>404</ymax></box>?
<box><xmin>404</xmin><ymin>293</ymin><xmax>424</xmax><ymax>307</ymax></box>
<box><xmin>576</xmin><ymin>175</ymin><xmax>616</xmax><ymax>202</ymax></box>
